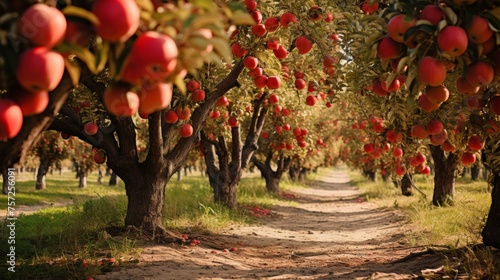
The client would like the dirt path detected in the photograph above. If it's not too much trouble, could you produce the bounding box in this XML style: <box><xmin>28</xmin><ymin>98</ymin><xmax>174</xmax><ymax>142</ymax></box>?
<box><xmin>96</xmin><ymin>169</ymin><xmax>443</xmax><ymax>280</ymax></box>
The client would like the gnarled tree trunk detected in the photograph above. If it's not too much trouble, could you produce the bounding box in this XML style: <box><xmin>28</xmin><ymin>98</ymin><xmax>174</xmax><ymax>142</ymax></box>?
<box><xmin>482</xmin><ymin>173</ymin><xmax>500</xmax><ymax>249</ymax></box>
<box><xmin>2</xmin><ymin>169</ymin><xmax>9</xmax><ymax>195</ymax></box>
<box><xmin>430</xmin><ymin>145</ymin><xmax>460</xmax><ymax>206</ymax></box>
<box><xmin>401</xmin><ymin>173</ymin><xmax>413</xmax><ymax>196</ymax></box>
<box><xmin>109</xmin><ymin>171</ymin><xmax>118</xmax><ymax>186</ymax></box>
<box><xmin>252</xmin><ymin>153</ymin><xmax>291</xmax><ymax>194</ymax></box>
<box><xmin>124</xmin><ymin>168</ymin><xmax>167</xmax><ymax>232</ymax></box>
<box><xmin>36</xmin><ymin>159</ymin><xmax>50</xmax><ymax>190</ymax></box>
<box><xmin>201</xmin><ymin>92</ymin><xmax>267</xmax><ymax>208</ymax></box>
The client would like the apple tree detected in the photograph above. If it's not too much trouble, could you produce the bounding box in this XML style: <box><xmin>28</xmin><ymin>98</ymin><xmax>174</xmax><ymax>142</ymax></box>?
<box><xmin>30</xmin><ymin>131</ymin><xmax>69</xmax><ymax>189</ymax></box>
<box><xmin>342</xmin><ymin>0</ymin><xmax>500</xmax><ymax>248</ymax></box>
<box><xmin>0</xmin><ymin>0</ymin><xmax>255</xmax><ymax>235</ymax></box>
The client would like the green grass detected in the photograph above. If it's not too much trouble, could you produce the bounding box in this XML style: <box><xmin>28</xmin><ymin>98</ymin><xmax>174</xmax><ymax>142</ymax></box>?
<box><xmin>0</xmin><ymin>171</ymin><xmax>126</xmax><ymax>209</ymax></box>
<box><xmin>0</xmin><ymin>171</ymin><xmax>302</xmax><ymax>279</ymax></box>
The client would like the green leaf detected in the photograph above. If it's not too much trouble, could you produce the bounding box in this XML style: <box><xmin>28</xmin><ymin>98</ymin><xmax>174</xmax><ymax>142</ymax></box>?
<box><xmin>95</xmin><ymin>42</ymin><xmax>109</xmax><ymax>73</ymax></box>
<box><xmin>64</xmin><ymin>58</ymin><xmax>81</xmax><ymax>86</ymax></box>
<box><xmin>62</xmin><ymin>6</ymin><xmax>99</xmax><ymax>26</ymax></box>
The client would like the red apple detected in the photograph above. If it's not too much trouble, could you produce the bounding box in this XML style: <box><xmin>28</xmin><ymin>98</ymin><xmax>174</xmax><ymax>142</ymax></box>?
<box><xmin>395</xmin><ymin>165</ymin><xmax>406</xmax><ymax>176</ymax></box>
<box><xmin>129</xmin><ymin>31</ymin><xmax>178</xmax><ymax>81</ymax></box>
<box><xmin>264</xmin><ymin>17</ymin><xmax>280</xmax><ymax>32</ymax></box>
<box><xmin>490</xmin><ymin>95</ymin><xmax>500</xmax><ymax>115</ymax></box>
<box><xmin>249</xmin><ymin>67</ymin><xmax>263</xmax><ymax>79</ymax></box>
<box><xmin>92</xmin><ymin>0</ymin><xmax>140</xmax><ymax>42</ymax></box>
<box><xmin>393</xmin><ymin>147</ymin><xmax>403</xmax><ymax>157</ymax></box>
<box><xmin>361</xmin><ymin>1</ymin><xmax>379</xmax><ymax>15</ymax></box>
<box><xmin>84</xmin><ymin>122</ymin><xmax>99</xmax><ymax>136</ymax></box>
<box><xmin>417</xmin><ymin>56</ymin><xmax>447</xmax><ymax>86</ymax></box>
<box><xmin>254</xmin><ymin>75</ymin><xmax>268</xmax><ymax>88</ymax></box>
<box><xmin>466</xmin><ymin>15</ymin><xmax>493</xmax><ymax>44</ymax></box>
<box><xmin>267</xmin><ymin>76</ymin><xmax>281</xmax><ymax>89</ymax></box>
<box><xmin>187</xmin><ymin>80</ymin><xmax>200</xmax><ymax>92</ymax></box>
<box><xmin>228</xmin><ymin>116</ymin><xmax>238</xmax><ymax>127</ymax></box>
<box><xmin>437</xmin><ymin>26</ymin><xmax>468</xmax><ymax>57</ymax></box>
<box><xmin>16</xmin><ymin>3</ymin><xmax>67</xmax><ymax>48</ymax></box>
<box><xmin>269</xmin><ymin>94</ymin><xmax>279</xmax><ymax>104</ymax></box>
<box><xmin>231</xmin><ymin>42</ymin><xmax>248</xmax><ymax>58</ymax></box>
<box><xmin>295</xmin><ymin>36</ymin><xmax>313</xmax><ymax>54</ymax></box>
<box><xmin>273</xmin><ymin>45</ymin><xmax>288</xmax><ymax>59</ymax></box>
<box><xmin>104</xmin><ymin>83</ymin><xmax>140</xmax><ymax>117</ymax></box>
<box><xmin>485</xmin><ymin>120</ymin><xmax>499</xmax><ymax>135</ymax></box>
<box><xmin>461</xmin><ymin>152</ymin><xmax>476</xmax><ymax>165</ymax></box>
<box><xmin>280</xmin><ymin>12</ymin><xmax>297</xmax><ymax>28</ymax></box>
<box><xmin>294</xmin><ymin>78</ymin><xmax>306</xmax><ymax>90</ymax></box>
<box><xmin>16</xmin><ymin>47</ymin><xmax>65</xmax><ymax>92</ymax></box>
<box><xmin>179</xmin><ymin>124</ymin><xmax>193</xmax><ymax>138</ymax></box>
<box><xmin>419</xmin><ymin>5</ymin><xmax>444</xmax><ymax>26</ymax></box>
<box><xmin>138</xmin><ymin>82</ymin><xmax>173</xmax><ymax>114</ymax></box>
<box><xmin>244</xmin><ymin>56</ymin><xmax>259</xmax><ymax>70</ymax></box>
<box><xmin>411</xmin><ymin>124</ymin><xmax>429</xmax><ymax>139</ymax></box>
<box><xmin>10</xmin><ymin>87</ymin><xmax>49</xmax><ymax>116</ymax></box>
<box><xmin>251</xmin><ymin>24</ymin><xmax>267</xmax><ymax>37</ymax></box>
<box><xmin>192</xmin><ymin>89</ymin><xmax>205</xmax><ymax>102</ymax></box>
<box><xmin>377</xmin><ymin>36</ymin><xmax>401</xmax><ymax>61</ymax></box>
<box><xmin>251</xmin><ymin>10</ymin><xmax>262</xmax><ymax>24</ymax></box>
<box><xmin>306</xmin><ymin>95</ymin><xmax>317</xmax><ymax>106</ymax></box>
<box><xmin>363</xmin><ymin>143</ymin><xmax>374</xmax><ymax>153</ymax></box>
<box><xmin>0</xmin><ymin>99</ymin><xmax>23</xmax><ymax>140</ymax></box>
<box><xmin>267</xmin><ymin>37</ymin><xmax>280</xmax><ymax>50</ymax></box>
<box><xmin>427</xmin><ymin>120</ymin><xmax>443</xmax><ymax>135</ymax></box>
<box><xmin>456</xmin><ymin>76</ymin><xmax>480</xmax><ymax>95</ymax></box>
<box><xmin>425</xmin><ymin>85</ymin><xmax>449</xmax><ymax>104</ymax></box>
<box><xmin>93</xmin><ymin>149</ymin><xmax>107</xmax><ymax>164</ymax></box>
<box><xmin>175</xmin><ymin>106</ymin><xmax>191</xmax><ymax>120</ymax></box>
<box><xmin>468</xmin><ymin>135</ymin><xmax>484</xmax><ymax>151</ymax></box>
<box><xmin>466</xmin><ymin>61</ymin><xmax>494</xmax><ymax>87</ymax></box>
<box><xmin>164</xmin><ymin>110</ymin><xmax>178</xmax><ymax>123</ymax></box>
<box><xmin>387</xmin><ymin>14</ymin><xmax>417</xmax><ymax>43</ymax></box>
<box><xmin>442</xmin><ymin>140</ymin><xmax>456</xmax><ymax>152</ymax></box>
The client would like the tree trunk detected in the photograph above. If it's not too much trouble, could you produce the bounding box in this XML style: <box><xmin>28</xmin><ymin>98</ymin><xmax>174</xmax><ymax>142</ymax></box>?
<box><xmin>471</xmin><ymin>164</ymin><xmax>479</xmax><ymax>181</ymax></box>
<box><xmin>2</xmin><ymin>169</ymin><xmax>8</xmax><ymax>195</ymax></box>
<box><xmin>482</xmin><ymin>173</ymin><xmax>500</xmax><ymax>249</ymax></box>
<box><xmin>124</xmin><ymin>172</ymin><xmax>167</xmax><ymax>232</ymax></box>
<box><xmin>78</xmin><ymin>171</ymin><xmax>87</xmax><ymax>188</ymax></box>
<box><xmin>36</xmin><ymin>160</ymin><xmax>49</xmax><ymax>190</ymax></box>
<box><xmin>363</xmin><ymin>168</ymin><xmax>377</xmax><ymax>182</ymax></box>
<box><xmin>252</xmin><ymin>154</ymin><xmax>290</xmax><ymax>194</ymax></box>
<box><xmin>401</xmin><ymin>173</ymin><xmax>413</xmax><ymax>196</ymax></box>
<box><xmin>212</xmin><ymin>176</ymin><xmax>238</xmax><ymax>208</ymax></box>
<box><xmin>97</xmin><ymin>168</ymin><xmax>103</xmax><ymax>184</ymax></box>
<box><xmin>177</xmin><ymin>169</ymin><xmax>182</xmax><ymax>181</ymax></box>
<box><xmin>289</xmin><ymin>164</ymin><xmax>301</xmax><ymax>182</ymax></box>
<box><xmin>430</xmin><ymin>145</ymin><xmax>459</xmax><ymax>206</ymax></box>
<box><xmin>109</xmin><ymin>171</ymin><xmax>118</xmax><ymax>186</ymax></box>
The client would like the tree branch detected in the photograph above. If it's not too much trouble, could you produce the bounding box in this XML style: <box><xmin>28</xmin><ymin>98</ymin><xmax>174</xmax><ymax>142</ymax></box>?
<box><xmin>166</xmin><ymin>60</ymin><xmax>245</xmax><ymax>177</ymax></box>
<box><xmin>146</xmin><ymin>111</ymin><xmax>164</xmax><ymax>169</ymax></box>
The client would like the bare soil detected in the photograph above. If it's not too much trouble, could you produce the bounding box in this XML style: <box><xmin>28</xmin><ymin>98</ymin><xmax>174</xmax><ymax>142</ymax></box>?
<box><xmin>96</xmin><ymin>170</ymin><xmax>443</xmax><ymax>280</ymax></box>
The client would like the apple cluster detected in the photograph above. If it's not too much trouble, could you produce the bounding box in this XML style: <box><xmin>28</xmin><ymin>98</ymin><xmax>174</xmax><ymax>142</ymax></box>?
<box><xmin>360</xmin><ymin>1</ymin><xmax>500</xmax><ymax>171</ymax></box>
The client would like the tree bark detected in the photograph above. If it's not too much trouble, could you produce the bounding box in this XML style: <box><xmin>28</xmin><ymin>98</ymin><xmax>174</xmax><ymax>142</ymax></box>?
<box><xmin>109</xmin><ymin>171</ymin><xmax>118</xmax><ymax>186</ymax></box>
<box><xmin>363</xmin><ymin>167</ymin><xmax>377</xmax><ymax>182</ymax></box>
<box><xmin>401</xmin><ymin>173</ymin><xmax>413</xmax><ymax>196</ymax></box>
<box><xmin>78</xmin><ymin>171</ymin><xmax>87</xmax><ymax>188</ymax></box>
<box><xmin>289</xmin><ymin>164</ymin><xmax>301</xmax><ymax>182</ymax></box>
<box><xmin>430</xmin><ymin>145</ymin><xmax>460</xmax><ymax>206</ymax></box>
<box><xmin>36</xmin><ymin>160</ymin><xmax>50</xmax><ymax>190</ymax></box>
<box><xmin>471</xmin><ymin>164</ymin><xmax>479</xmax><ymax>181</ymax></box>
<box><xmin>482</xmin><ymin>173</ymin><xmax>500</xmax><ymax>249</ymax></box>
<box><xmin>124</xmin><ymin>169</ymin><xmax>167</xmax><ymax>232</ymax></box>
<box><xmin>2</xmin><ymin>169</ymin><xmax>8</xmax><ymax>195</ymax></box>
<box><xmin>252</xmin><ymin>153</ymin><xmax>291</xmax><ymax>193</ymax></box>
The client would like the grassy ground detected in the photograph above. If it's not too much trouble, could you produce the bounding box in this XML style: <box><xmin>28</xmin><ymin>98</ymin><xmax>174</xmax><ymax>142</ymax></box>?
<box><xmin>350</xmin><ymin>169</ymin><xmax>500</xmax><ymax>278</ymax></box>
<box><xmin>0</xmin><ymin>170</ymin><xmax>300</xmax><ymax>280</ymax></box>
